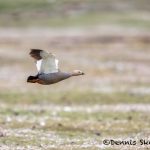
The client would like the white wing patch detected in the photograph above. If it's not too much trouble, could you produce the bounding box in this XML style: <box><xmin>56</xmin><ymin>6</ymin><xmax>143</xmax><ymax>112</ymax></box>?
<box><xmin>55</xmin><ymin>59</ymin><xmax>59</xmax><ymax>70</ymax></box>
<box><xmin>36</xmin><ymin>59</ymin><xmax>42</xmax><ymax>72</ymax></box>
<box><xmin>36</xmin><ymin>53</ymin><xmax>59</xmax><ymax>74</ymax></box>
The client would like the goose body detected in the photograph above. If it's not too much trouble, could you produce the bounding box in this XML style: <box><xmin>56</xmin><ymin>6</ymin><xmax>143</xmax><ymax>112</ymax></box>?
<box><xmin>27</xmin><ymin>49</ymin><xmax>84</xmax><ymax>85</ymax></box>
<box><xmin>36</xmin><ymin>72</ymin><xmax>72</xmax><ymax>85</ymax></box>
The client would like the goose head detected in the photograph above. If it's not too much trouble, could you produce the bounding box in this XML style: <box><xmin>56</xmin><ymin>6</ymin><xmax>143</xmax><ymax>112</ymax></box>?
<box><xmin>72</xmin><ymin>70</ymin><xmax>85</xmax><ymax>76</ymax></box>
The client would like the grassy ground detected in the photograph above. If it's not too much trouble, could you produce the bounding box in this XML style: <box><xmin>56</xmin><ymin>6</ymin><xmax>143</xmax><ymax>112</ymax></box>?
<box><xmin>1</xmin><ymin>91</ymin><xmax>150</xmax><ymax>149</ymax></box>
<box><xmin>0</xmin><ymin>31</ymin><xmax>150</xmax><ymax>149</ymax></box>
<box><xmin>0</xmin><ymin>0</ymin><xmax>150</xmax><ymax>28</ymax></box>
<box><xmin>0</xmin><ymin>0</ymin><xmax>150</xmax><ymax>149</ymax></box>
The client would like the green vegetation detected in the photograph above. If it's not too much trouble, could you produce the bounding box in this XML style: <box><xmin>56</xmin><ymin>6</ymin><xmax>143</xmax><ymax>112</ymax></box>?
<box><xmin>0</xmin><ymin>90</ymin><xmax>150</xmax><ymax>105</ymax></box>
<box><xmin>0</xmin><ymin>90</ymin><xmax>150</xmax><ymax>149</ymax></box>
<box><xmin>0</xmin><ymin>94</ymin><xmax>150</xmax><ymax>149</ymax></box>
<box><xmin>0</xmin><ymin>0</ymin><xmax>150</xmax><ymax>149</ymax></box>
<box><xmin>0</xmin><ymin>0</ymin><xmax>150</xmax><ymax>28</ymax></box>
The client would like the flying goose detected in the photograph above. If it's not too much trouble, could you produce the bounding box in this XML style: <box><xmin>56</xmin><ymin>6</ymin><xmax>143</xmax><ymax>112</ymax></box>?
<box><xmin>27</xmin><ymin>49</ymin><xmax>84</xmax><ymax>85</ymax></box>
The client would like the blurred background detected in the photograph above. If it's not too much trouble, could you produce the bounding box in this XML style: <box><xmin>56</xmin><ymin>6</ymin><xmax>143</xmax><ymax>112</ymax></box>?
<box><xmin>0</xmin><ymin>0</ymin><xmax>150</xmax><ymax>93</ymax></box>
<box><xmin>0</xmin><ymin>0</ymin><xmax>150</xmax><ymax>149</ymax></box>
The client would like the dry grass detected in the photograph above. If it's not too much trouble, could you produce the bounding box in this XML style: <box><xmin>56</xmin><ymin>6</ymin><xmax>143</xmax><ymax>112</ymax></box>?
<box><xmin>0</xmin><ymin>27</ymin><xmax>150</xmax><ymax>149</ymax></box>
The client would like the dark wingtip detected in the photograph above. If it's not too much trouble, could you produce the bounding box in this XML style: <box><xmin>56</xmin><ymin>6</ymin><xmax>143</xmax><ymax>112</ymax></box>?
<box><xmin>29</xmin><ymin>49</ymin><xmax>43</xmax><ymax>60</ymax></box>
<box><xmin>30</xmin><ymin>49</ymin><xmax>43</xmax><ymax>52</ymax></box>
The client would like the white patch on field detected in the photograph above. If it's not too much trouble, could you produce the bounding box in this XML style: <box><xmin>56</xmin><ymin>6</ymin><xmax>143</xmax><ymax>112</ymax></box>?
<box><xmin>1</xmin><ymin>103</ymin><xmax>150</xmax><ymax>114</ymax></box>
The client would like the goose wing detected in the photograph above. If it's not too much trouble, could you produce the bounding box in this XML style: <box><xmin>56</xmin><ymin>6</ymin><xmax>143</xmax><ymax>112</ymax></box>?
<box><xmin>30</xmin><ymin>49</ymin><xmax>59</xmax><ymax>74</ymax></box>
